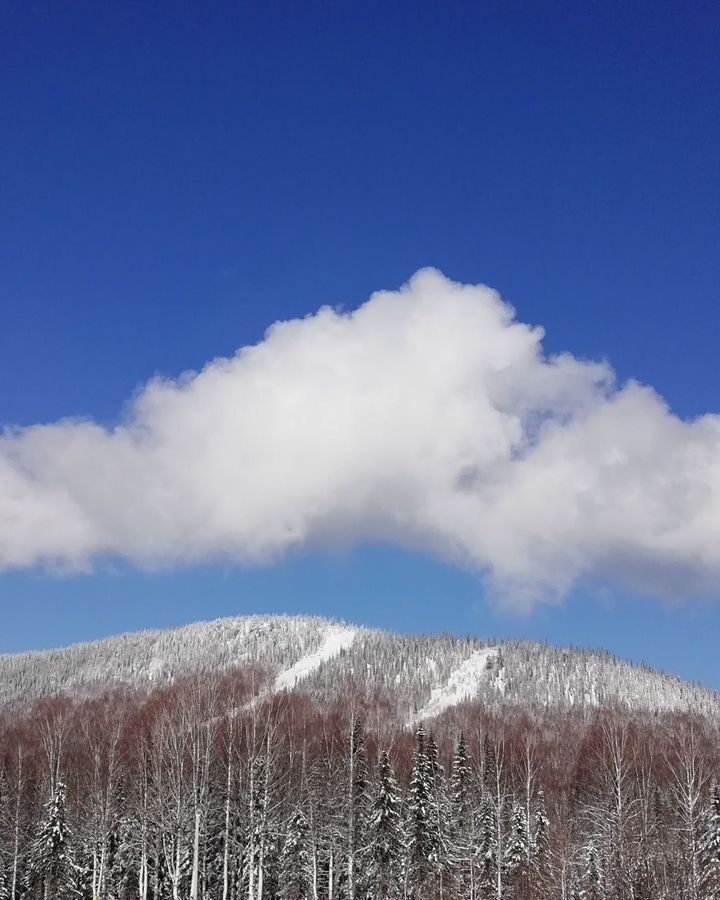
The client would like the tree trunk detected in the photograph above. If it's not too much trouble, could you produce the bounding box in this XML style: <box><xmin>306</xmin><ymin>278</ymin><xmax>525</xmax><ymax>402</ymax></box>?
<box><xmin>191</xmin><ymin>808</ymin><xmax>201</xmax><ymax>900</ymax></box>
<box><xmin>11</xmin><ymin>748</ymin><xmax>22</xmax><ymax>900</ymax></box>
<box><xmin>223</xmin><ymin>755</ymin><xmax>233</xmax><ymax>900</ymax></box>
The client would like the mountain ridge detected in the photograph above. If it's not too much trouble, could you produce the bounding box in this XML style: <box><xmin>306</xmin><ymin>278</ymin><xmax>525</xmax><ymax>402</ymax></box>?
<box><xmin>2</xmin><ymin>612</ymin><xmax>718</xmax><ymax>722</ymax></box>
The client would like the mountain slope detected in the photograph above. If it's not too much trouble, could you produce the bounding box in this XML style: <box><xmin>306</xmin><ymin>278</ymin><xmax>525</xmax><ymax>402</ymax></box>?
<box><xmin>1</xmin><ymin>613</ymin><xmax>718</xmax><ymax>721</ymax></box>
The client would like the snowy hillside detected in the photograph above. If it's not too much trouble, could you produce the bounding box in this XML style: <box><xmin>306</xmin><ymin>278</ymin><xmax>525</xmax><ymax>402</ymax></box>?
<box><xmin>1</xmin><ymin>613</ymin><xmax>718</xmax><ymax>720</ymax></box>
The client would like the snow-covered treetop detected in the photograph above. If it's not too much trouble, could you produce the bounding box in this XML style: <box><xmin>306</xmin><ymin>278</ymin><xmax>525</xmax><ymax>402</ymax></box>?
<box><xmin>1</xmin><ymin>613</ymin><xmax>718</xmax><ymax>722</ymax></box>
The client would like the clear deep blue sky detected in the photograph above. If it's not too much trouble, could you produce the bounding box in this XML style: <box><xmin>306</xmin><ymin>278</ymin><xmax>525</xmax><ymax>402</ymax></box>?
<box><xmin>2</xmin><ymin>2</ymin><xmax>720</xmax><ymax>686</ymax></box>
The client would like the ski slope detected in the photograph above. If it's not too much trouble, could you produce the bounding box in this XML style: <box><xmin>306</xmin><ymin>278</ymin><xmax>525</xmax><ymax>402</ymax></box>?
<box><xmin>409</xmin><ymin>646</ymin><xmax>500</xmax><ymax>724</ymax></box>
<box><xmin>274</xmin><ymin>625</ymin><xmax>357</xmax><ymax>691</ymax></box>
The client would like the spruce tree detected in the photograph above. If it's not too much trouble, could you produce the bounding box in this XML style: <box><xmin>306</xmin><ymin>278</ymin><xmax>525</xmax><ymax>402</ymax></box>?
<box><xmin>578</xmin><ymin>844</ymin><xmax>603</xmax><ymax>900</ymax></box>
<box><xmin>531</xmin><ymin>789</ymin><xmax>551</xmax><ymax>900</ymax></box>
<box><xmin>699</xmin><ymin>784</ymin><xmax>720</xmax><ymax>900</ymax></box>
<box><xmin>27</xmin><ymin>780</ymin><xmax>75</xmax><ymax>900</ymax></box>
<box><xmin>111</xmin><ymin>818</ymin><xmax>139</xmax><ymax>900</ymax></box>
<box><xmin>482</xmin><ymin>736</ymin><xmax>497</xmax><ymax>795</ymax></box>
<box><xmin>367</xmin><ymin>751</ymin><xmax>405</xmax><ymax>900</ymax></box>
<box><xmin>261</xmin><ymin>831</ymin><xmax>282</xmax><ymax>900</ymax></box>
<box><xmin>71</xmin><ymin>845</ymin><xmax>92</xmax><ymax>900</ymax></box>
<box><xmin>247</xmin><ymin>753</ymin><xmax>270</xmax><ymax>900</ymax></box>
<box><xmin>476</xmin><ymin>793</ymin><xmax>497</xmax><ymax>898</ymax></box>
<box><xmin>448</xmin><ymin>734</ymin><xmax>473</xmax><ymax>895</ymax></box>
<box><xmin>347</xmin><ymin>716</ymin><xmax>370</xmax><ymax>900</ymax></box>
<box><xmin>202</xmin><ymin>806</ymin><xmax>226</xmax><ymax>900</ymax></box>
<box><xmin>280</xmin><ymin>810</ymin><xmax>311</xmax><ymax>900</ymax></box>
<box><xmin>425</xmin><ymin>732</ymin><xmax>448</xmax><ymax>887</ymax></box>
<box><xmin>449</xmin><ymin>734</ymin><xmax>472</xmax><ymax>837</ymax></box>
<box><xmin>504</xmin><ymin>801</ymin><xmax>529</xmax><ymax>884</ymax></box>
<box><xmin>407</xmin><ymin>724</ymin><xmax>433</xmax><ymax>898</ymax></box>
<box><xmin>533</xmin><ymin>790</ymin><xmax>550</xmax><ymax>862</ymax></box>
<box><xmin>0</xmin><ymin>769</ymin><xmax>8</xmax><ymax>900</ymax></box>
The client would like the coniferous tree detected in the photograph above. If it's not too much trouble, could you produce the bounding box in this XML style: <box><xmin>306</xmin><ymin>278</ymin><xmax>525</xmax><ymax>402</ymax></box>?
<box><xmin>261</xmin><ymin>831</ymin><xmax>282</xmax><ymax>900</ymax></box>
<box><xmin>533</xmin><ymin>791</ymin><xmax>549</xmax><ymax>862</ymax></box>
<box><xmin>530</xmin><ymin>790</ymin><xmax>551</xmax><ymax>900</ymax></box>
<box><xmin>476</xmin><ymin>794</ymin><xmax>497</xmax><ymax>899</ymax></box>
<box><xmin>481</xmin><ymin>735</ymin><xmax>507</xmax><ymax>900</ymax></box>
<box><xmin>72</xmin><ymin>844</ymin><xmax>92</xmax><ymax>900</ymax></box>
<box><xmin>281</xmin><ymin>810</ymin><xmax>311</xmax><ymax>900</ymax></box>
<box><xmin>578</xmin><ymin>844</ymin><xmax>603</xmax><ymax>900</ymax></box>
<box><xmin>111</xmin><ymin>818</ymin><xmax>139</xmax><ymax>900</ymax></box>
<box><xmin>367</xmin><ymin>751</ymin><xmax>405</xmax><ymax>900</ymax></box>
<box><xmin>27</xmin><ymin>780</ymin><xmax>75</xmax><ymax>900</ymax></box>
<box><xmin>407</xmin><ymin>725</ymin><xmax>434</xmax><ymax>899</ymax></box>
<box><xmin>202</xmin><ymin>806</ymin><xmax>225</xmax><ymax>900</ymax></box>
<box><xmin>504</xmin><ymin>802</ymin><xmax>530</xmax><ymax>887</ymax></box>
<box><xmin>347</xmin><ymin>716</ymin><xmax>370</xmax><ymax>900</ymax></box>
<box><xmin>448</xmin><ymin>734</ymin><xmax>473</xmax><ymax>896</ymax></box>
<box><xmin>629</xmin><ymin>857</ymin><xmax>654</xmax><ymax>900</ymax></box>
<box><xmin>449</xmin><ymin>735</ymin><xmax>472</xmax><ymax>838</ymax></box>
<box><xmin>482</xmin><ymin>737</ymin><xmax>496</xmax><ymax>796</ymax></box>
<box><xmin>247</xmin><ymin>751</ymin><xmax>271</xmax><ymax>900</ymax></box>
<box><xmin>426</xmin><ymin>732</ymin><xmax>450</xmax><ymax>894</ymax></box>
<box><xmin>699</xmin><ymin>785</ymin><xmax>720</xmax><ymax>900</ymax></box>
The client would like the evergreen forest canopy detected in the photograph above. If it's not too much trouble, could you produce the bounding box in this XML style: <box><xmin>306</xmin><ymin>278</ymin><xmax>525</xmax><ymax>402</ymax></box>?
<box><xmin>2</xmin><ymin>664</ymin><xmax>720</xmax><ymax>900</ymax></box>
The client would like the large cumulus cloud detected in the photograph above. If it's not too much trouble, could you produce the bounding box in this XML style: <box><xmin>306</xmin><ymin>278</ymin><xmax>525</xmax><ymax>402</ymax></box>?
<box><xmin>2</xmin><ymin>269</ymin><xmax>719</xmax><ymax>608</ymax></box>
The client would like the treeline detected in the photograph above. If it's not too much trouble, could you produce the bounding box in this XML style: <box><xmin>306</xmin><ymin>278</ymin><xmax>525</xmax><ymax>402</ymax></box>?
<box><xmin>1</xmin><ymin>668</ymin><xmax>720</xmax><ymax>900</ymax></box>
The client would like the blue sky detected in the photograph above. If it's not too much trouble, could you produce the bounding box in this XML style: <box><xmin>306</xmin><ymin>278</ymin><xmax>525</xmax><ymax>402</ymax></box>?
<box><xmin>2</xmin><ymin>2</ymin><xmax>720</xmax><ymax>687</ymax></box>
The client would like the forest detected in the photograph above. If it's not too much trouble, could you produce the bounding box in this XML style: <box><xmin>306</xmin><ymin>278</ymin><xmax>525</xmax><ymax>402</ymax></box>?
<box><xmin>2</xmin><ymin>664</ymin><xmax>720</xmax><ymax>900</ymax></box>
<box><xmin>3</xmin><ymin>615</ymin><xmax>718</xmax><ymax>721</ymax></box>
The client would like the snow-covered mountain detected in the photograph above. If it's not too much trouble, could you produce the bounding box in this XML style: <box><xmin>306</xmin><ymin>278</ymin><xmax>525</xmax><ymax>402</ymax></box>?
<box><xmin>1</xmin><ymin>613</ymin><xmax>718</xmax><ymax>720</ymax></box>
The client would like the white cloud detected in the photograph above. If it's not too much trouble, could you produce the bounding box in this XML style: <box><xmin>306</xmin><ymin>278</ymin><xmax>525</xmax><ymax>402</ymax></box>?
<box><xmin>2</xmin><ymin>268</ymin><xmax>720</xmax><ymax>608</ymax></box>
